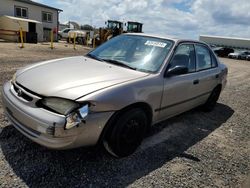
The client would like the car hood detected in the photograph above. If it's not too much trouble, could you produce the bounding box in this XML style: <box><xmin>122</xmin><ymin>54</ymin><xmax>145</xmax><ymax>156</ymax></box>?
<box><xmin>16</xmin><ymin>56</ymin><xmax>149</xmax><ymax>100</ymax></box>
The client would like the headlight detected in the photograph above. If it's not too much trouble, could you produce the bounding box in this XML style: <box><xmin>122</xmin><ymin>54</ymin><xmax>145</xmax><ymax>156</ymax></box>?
<box><xmin>40</xmin><ymin>97</ymin><xmax>80</xmax><ymax>115</ymax></box>
<box><xmin>65</xmin><ymin>104</ymin><xmax>89</xmax><ymax>129</ymax></box>
<box><xmin>39</xmin><ymin>98</ymin><xmax>89</xmax><ymax>130</ymax></box>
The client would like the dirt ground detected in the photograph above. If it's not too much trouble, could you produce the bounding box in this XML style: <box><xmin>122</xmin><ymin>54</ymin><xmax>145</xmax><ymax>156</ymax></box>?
<box><xmin>0</xmin><ymin>42</ymin><xmax>249</xmax><ymax>188</ymax></box>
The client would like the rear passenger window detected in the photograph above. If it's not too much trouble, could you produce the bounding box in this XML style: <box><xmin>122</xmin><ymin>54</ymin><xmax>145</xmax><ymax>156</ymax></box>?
<box><xmin>211</xmin><ymin>53</ymin><xmax>218</xmax><ymax>68</ymax></box>
<box><xmin>195</xmin><ymin>45</ymin><xmax>212</xmax><ymax>71</ymax></box>
<box><xmin>169</xmin><ymin>44</ymin><xmax>196</xmax><ymax>73</ymax></box>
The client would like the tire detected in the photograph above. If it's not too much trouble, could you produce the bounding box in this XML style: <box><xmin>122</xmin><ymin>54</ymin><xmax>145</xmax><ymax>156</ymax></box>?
<box><xmin>77</xmin><ymin>37</ymin><xmax>84</xmax><ymax>45</ymax></box>
<box><xmin>58</xmin><ymin>35</ymin><xmax>62</xmax><ymax>40</ymax></box>
<box><xmin>103</xmin><ymin>108</ymin><xmax>148</xmax><ymax>158</ymax></box>
<box><xmin>202</xmin><ymin>86</ymin><xmax>221</xmax><ymax>112</ymax></box>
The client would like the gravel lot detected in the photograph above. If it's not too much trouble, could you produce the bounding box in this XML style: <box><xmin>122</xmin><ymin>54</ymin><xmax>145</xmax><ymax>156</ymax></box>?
<box><xmin>0</xmin><ymin>42</ymin><xmax>249</xmax><ymax>188</ymax></box>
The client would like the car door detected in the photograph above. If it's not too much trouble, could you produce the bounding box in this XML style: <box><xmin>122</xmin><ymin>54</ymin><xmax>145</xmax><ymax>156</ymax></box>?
<box><xmin>190</xmin><ymin>44</ymin><xmax>221</xmax><ymax>107</ymax></box>
<box><xmin>158</xmin><ymin>43</ymin><xmax>197</xmax><ymax>120</ymax></box>
<box><xmin>62</xmin><ymin>29</ymin><xmax>70</xmax><ymax>38</ymax></box>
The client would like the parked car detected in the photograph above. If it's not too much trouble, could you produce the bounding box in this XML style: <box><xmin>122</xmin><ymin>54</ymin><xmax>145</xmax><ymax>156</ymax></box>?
<box><xmin>2</xmin><ymin>34</ymin><xmax>228</xmax><ymax>157</ymax></box>
<box><xmin>213</xmin><ymin>47</ymin><xmax>234</xmax><ymax>57</ymax></box>
<box><xmin>67</xmin><ymin>30</ymin><xmax>87</xmax><ymax>45</ymax></box>
<box><xmin>228</xmin><ymin>52</ymin><xmax>240</xmax><ymax>59</ymax></box>
<box><xmin>246</xmin><ymin>55</ymin><xmax>250</xmax><ymax>61</ymax></box>
<box><xmin>238</xmin><ymin>51</ymin><xmax>250</xmax><ymax>60</ymax></box>
<box><xmin>58</xmin><ymin>28</ymin><xmax>73</xmax><ymax>40</ymax></box>
<box><xmin>228</xmin><ymin>51</ymin><xmax>249</xmax><ymax>59</ymax></box>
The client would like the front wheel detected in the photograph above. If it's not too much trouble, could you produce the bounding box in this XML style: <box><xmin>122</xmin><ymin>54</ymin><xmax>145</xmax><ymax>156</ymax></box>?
<box><xmin>202</xmin><ymin>86</ymin><xmax>221</xmax><ymax>112</ymax></box>
<box><xmin>103</xmin><ymin>108</ymin><xmax>148</xmax><ymax>158</ymax></box>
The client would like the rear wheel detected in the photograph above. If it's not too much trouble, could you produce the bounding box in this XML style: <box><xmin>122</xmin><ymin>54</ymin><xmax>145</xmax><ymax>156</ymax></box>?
<box><xmin>202</xmin><ymin>86</ymin><xmax>221</xmax><ymax>112</ymax></box>
<box><xmin>77</xmin><ymin>37</ymin><xmax>84</xmax><ymax>45</ymax></box>
<box><xmin>103</xmin><ymin>108</ymin><xmax>148</xmax><ymax>158</ymax></box>
<box><xmin>58</xmin><ymin>35</ymin><xmax>62</xmax><ymax>40</ymax></box>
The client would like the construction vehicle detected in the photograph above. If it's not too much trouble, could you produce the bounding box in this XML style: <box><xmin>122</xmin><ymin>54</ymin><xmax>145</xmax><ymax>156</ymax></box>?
<box><xmin>95</xmin><ymin>20</ymin><xmax>143</xmax><ymax>46</ymax></box>
<box><xmin>126</xmin><ymin>21</ymin><xmax>143</xmax><ymax>33</ymax></box>
<box><xmin>96</xmin><ymin>20</ymin><xmax>123</xmax><ymax>45</ymax></box>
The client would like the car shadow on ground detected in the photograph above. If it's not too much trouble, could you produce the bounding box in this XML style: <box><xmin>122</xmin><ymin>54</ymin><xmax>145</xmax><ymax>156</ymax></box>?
<box><xmin>0</xmin><ymin>103</ymin><xmax>234</xmax><ymax>187</ymax></box>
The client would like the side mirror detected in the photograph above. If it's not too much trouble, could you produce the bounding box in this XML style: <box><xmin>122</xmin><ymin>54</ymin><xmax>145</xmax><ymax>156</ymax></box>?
<box><xmin>165</xmin><ymin>65</ymin><xmax>188</xmax><ymax>77</ymax></box>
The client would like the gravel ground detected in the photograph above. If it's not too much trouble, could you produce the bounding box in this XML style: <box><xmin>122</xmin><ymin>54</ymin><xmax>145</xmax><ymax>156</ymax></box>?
<box><xmin>0</xmin><ymin>42</ymin><xmax>249</xmax><ymax>188</ymax></box>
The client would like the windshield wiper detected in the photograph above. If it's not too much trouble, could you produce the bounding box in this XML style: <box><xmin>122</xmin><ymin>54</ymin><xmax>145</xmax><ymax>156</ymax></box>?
<box><xmin>85</xmin><ymin>54</ymin><xmax>104</xmax><ymax>62</ymax></box>
<box><xmin>103</xmin><ymin>59</ymin><xmax>137</xmax><ymax>70</ymax></box>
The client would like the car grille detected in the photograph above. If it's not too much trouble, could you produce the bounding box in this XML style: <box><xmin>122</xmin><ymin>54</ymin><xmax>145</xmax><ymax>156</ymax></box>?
<box><xmin>13</xmin><ymin>83</ymin><xmax>33</xmax><ymax>101</ymax></box>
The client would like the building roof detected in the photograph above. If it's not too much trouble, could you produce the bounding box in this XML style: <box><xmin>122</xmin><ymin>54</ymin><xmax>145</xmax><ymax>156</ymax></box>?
<box><xmin>1</xmin><ymin>15</ymin><xmax>42</xmax><ymax>24</ymax></box>
<box><xmin>200</xmin><ymin>35</ymin><xmax>250</xmax><ymax>41</ymax></box>
<box><xmin>14</xmin><ymin>0</ymin><xmax>63</xmax><ymax>11</ymax></box>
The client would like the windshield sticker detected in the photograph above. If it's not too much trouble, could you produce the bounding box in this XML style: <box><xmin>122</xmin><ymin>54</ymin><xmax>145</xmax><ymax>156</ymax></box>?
<box><xmin>145</xmin><ymin>41</ymin><xmax>167</xmax><ymax>48</ymax></box>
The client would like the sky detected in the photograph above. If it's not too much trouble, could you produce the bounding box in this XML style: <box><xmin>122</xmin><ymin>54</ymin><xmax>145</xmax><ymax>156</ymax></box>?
<box><xmin>34</xmin><ymin>0</ymin><xmax>250</xmax><ymax>39</ymax></box>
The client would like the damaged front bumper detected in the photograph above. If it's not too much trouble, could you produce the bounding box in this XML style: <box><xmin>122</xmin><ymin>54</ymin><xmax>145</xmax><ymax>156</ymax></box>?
<box><xmin>1</xmin><ymin>81</ymin><xmax>114</xmax><ymax>149</ymax></box>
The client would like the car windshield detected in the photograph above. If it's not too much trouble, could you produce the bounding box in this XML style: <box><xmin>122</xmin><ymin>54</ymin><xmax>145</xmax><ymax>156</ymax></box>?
<box><xmin>87</xmin><ymin>35</ymin><xmax>174</xmax><ymax>73</ymax></box>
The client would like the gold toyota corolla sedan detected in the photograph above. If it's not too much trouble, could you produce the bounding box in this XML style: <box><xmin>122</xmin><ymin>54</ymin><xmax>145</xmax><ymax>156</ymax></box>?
<box><xmin>2</xmin><ymin>33</ymin><xmax>228</xmax><ymax>157</ymax></box>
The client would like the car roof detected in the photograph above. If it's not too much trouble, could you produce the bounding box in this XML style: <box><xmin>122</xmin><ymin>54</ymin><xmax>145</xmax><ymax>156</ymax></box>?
<box><xmin>124</xmin><ymin>33</ymin><xmax>206</xmax><ymax>45</ymax></box>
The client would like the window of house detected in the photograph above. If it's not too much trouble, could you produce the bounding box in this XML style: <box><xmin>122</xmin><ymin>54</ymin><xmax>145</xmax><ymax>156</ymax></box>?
<box><xmin>42</xmin><ymin>12</ymin><xmax>53</xmax><ymax>22</ymax></box>
<box><xmin>15</xmin><ymin>6</ymin><xmax>28</xmax><ymax>18</ymax></box>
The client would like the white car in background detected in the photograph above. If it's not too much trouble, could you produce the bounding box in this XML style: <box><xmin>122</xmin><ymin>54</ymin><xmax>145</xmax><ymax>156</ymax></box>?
<box><xmin>58</xmin><ymin>28</ymin><xmax>73</xmax><ymax>40</ymax></box>
<box><xmin>228</xmin><ymin>52</ymin><xmax>241</xmax><ymax>59</ymax></box>
<box><xmin>228</xmin><ymin>51</ymin><xmax>250</xmax><ymax>59</ymax></box>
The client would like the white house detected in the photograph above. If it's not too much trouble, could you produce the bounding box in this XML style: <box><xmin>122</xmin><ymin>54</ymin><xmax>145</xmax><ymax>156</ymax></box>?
<box><xmin>0</xmin><ymin>0</ymin><xmax>62</xmax><ymax>42</ymax></box>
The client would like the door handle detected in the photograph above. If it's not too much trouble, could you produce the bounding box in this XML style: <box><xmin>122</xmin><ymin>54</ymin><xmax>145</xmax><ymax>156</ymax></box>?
<box><xmin>193</xmin><ymin>79</ymin><xmax>199</xmax><ymax>85</ymax></box>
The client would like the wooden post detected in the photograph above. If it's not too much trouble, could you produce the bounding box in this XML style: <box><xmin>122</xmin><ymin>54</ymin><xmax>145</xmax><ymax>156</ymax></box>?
<box><xmin>19</xmin><ymin>27</ymin><xmax>24</xmax><ymax>48</ymax></box>
<box><xmin>50</xmin><ymin>30</ymin><xmax>54</xmax><ymax>49</ymax></box>
<box><xmin>86</xmin><ymin>34</ymin><xmax>89</xmax><ymax>47</ymax></box>
<box><xmin>93</xmin><ymin>36</ymin><xmax>95</xmax><ymax>48</ymax></box>
<box><xmin>73</xmin><ymin>32</ymin><xmax>76</xmax><ymax>50</ymax></box>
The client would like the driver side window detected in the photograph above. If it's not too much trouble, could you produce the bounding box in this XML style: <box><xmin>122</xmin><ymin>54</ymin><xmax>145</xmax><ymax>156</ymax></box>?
<box><xmin>169</xmin><ymin>44</ymin><xmax>196</xmax><ymax>73</ymax></box>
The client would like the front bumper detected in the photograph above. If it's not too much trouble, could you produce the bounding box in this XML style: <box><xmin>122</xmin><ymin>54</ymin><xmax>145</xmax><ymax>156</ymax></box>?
<box><xmin>1</xmin><ymin>81</ymin><xmax>114</xmax><ymax>149</ymax></box>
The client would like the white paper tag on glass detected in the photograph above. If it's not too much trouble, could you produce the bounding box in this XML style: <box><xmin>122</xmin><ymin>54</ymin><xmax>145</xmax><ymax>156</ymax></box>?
<box><xmin>145</xmin><ymin>41</ymin><xmax>167</xmax><ymax>48</ymax></box>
